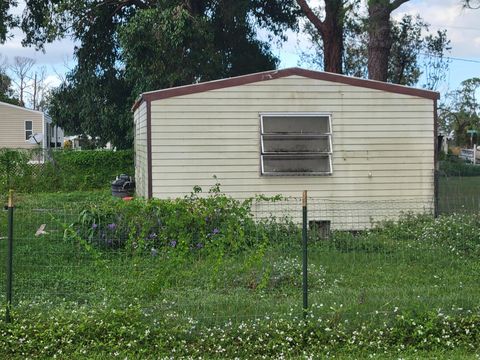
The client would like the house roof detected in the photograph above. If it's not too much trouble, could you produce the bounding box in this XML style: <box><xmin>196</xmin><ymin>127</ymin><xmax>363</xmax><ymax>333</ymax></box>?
<box><xmin>132</xmin><ymin>67</ymin><xmax>440</xmax><ymax>111</ymax></box>
<box><xmin>0</xmin><ymin>100</ymin><xmax>45</xmax><ymax>115</ymax></box>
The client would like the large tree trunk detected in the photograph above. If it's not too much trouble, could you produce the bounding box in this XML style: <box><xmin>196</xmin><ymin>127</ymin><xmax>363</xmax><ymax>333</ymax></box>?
<box><xmin>367</xmin><ymin>0</ymin><xmax>409</xmax><ymax>81</ymax></box>
<box><xmin>367</xmin><ymin>2</ymin><xmax>392</xmax><ymax>81</ymax></box>
<box><xmin>322</xmin><ymin>0</ymin><xmax>344</xmax><ymax>73</ymax></box>
<box><xmin>297</xmin><ymin>0</ymin><xmax>345</xmax><ymax>74</ymax></box>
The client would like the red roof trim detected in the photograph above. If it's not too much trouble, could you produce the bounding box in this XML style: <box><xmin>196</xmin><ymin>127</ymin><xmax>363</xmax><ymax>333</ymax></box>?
<box><xmin>132</xmin><ymin>67</ymin><xmax>439</xmax><ymax>111</ymax></box>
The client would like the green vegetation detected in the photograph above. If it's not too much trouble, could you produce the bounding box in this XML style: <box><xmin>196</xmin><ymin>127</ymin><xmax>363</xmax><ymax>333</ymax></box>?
<box><xmin>0</xmin><ymin>190</ymin><xmax>479</xmax><ymax>358</ymax></box>
<box><xmin>440</xmin><ymin>157</ymin><xmax>480</xmax><ymax>177</ymax></box>
<box><xmin>0</xmin><ymin>149</ymin><xmax>133</xmax><ymax>193</ymax></box>
<box><xmin>439</xmin><ymin>78</ymin><xmax>479</xmax><ymax>147</ymax></box>
<box><xmin>439</xmin><ymin>175</ymin><xmax>480</xmax><ymax>213</ymax></box>
<box><xmin>438</xmin><ymin>154</ymin><xmax>480</xmax><ymax>213</ymax></box>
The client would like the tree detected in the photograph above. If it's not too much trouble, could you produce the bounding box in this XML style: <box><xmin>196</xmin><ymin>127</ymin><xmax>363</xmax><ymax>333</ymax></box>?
<box><xmin>9</xmin><ymin>56</ymin><xmax>36</xmax><ymax>107</ymax></box>
<box><xmin>0</xmin><ymin>54</ymin><xmax>18</xmax><ymax>104</ymax></box>
<box><xmin>387</xmin><ymin>15</ymin><xmax>424</xmax><ymax>85</ymax></box>
<box><xmin>422</xmin><ymin>29</ymin><xmax>451</xmax><ymax>90</ymax></box>
<box><xmin>0</xmin><ymin>0</ymin><xmax>17</xmax><ymax>43</ymax></box>
<box><xmin>301</xmin><ymin>13</ymin><xmax>450</xmax><ymax>90</ymax></box>
<box><xmin>296</xmin><ymin>0</ymin><xmax>352</xmax><ymax>74</ymax></box>
<box><xmin>439</xmin><ymin>78</ymin><xmax>480</xmax><ymax>146</ymax></box>
<box><xmin>21</xmin><ymin>0</ymin><xmax>298</xmax><ymax>148</ymax></box>
<box><xmin>29</xmin><ymin>66</ymin><xmax>49</xmax><ymax>110</ymax></box>
<box><xmin>367</xmin><ymin>0</ymin><xmax>409</xmax><ymax>81</ymax></box>
<box><xmin>120</xmin><ymin>2</ymin><xmax>297</xmax><ymax>96</ymax></box>
<box><xmin>388</xmin><ymin>15</ymin><xmax>450</xmax><ymax>89</ymax></box>
<box><xmin>48</xmin><ymin>71</ymin><xmax>133</xmax><ymax>149</ymax></box>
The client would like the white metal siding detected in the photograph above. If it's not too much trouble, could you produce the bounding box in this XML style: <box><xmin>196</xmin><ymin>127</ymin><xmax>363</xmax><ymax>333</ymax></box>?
<box><xmin>148</xmin><ymin>75</ymin><xmax>435</xmax><ymax>227</ymax></box>
<box><xmin>134</xmin><ymin>102</ymin><xmax>148</xmax><ymax>197</ymax></box>
<box><xmin>0</xmin><ymin>103</ymin><xmax>43</xmax><ymax>149</ymax></box>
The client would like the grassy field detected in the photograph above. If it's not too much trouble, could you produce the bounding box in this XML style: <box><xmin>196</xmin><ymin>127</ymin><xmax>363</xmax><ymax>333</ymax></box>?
<box><xmin>439</xmin><ymin>175</ymin><xmax>480</xmax><ymax>213</ymax></box>
<box><xmin>0</xmin><ymin>190</ymin><xmax>479</xmax><ymax>357</ymax></box>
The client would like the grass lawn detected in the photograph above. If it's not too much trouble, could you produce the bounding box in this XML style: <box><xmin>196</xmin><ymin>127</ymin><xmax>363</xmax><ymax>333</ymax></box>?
<box><xmin>0</xmin><ymin>190</ymin><xmax>479</xmax><ymax>358</ymax></box>
<box><xmin>439</xmin><ymin>175</ymin><xmax>480</xmax><ymax>213</ymax></box>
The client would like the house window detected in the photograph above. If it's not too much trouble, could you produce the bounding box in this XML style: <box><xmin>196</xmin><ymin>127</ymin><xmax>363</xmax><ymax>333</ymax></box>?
<box><xmin>25</xmin><ymin>121</ymin><xmax>33</xmax><ymax>141</ymax></box>
<box><xmin>260</xmin><ymin>114</ymin><xmax>332</xmax><ymax>175</ymax></box>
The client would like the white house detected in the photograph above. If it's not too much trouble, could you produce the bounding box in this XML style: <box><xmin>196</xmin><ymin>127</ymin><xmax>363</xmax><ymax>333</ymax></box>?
<box><xmin>132</xmin><ymin>68</ymin><xmax>440</xmax><ymax>228</ymax></box>
<box><xmin>0</xmin><ymin>101</ymin><xmax>64</xmax><ymax>150</ymax></box>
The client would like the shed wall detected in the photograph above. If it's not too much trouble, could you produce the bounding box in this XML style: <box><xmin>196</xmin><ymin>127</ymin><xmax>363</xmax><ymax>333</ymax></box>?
<box><xmin>148</xmin><ymin>75</ymin><xmax>435</xmax><ymax>227</ymax></box>
<box><xmin>0</xmin><ymin>103</ymin><xmax>43</xmax><ymax>149</ymax></box>
<box><xmin>134</xmin><ymin>101</ymin><xmax>148</xmax><ymax>197</ymax></box>
<box><xmin>149</xmin><ymin>75</ymin><xmax>434</xmax><ymax>198</ymax></box>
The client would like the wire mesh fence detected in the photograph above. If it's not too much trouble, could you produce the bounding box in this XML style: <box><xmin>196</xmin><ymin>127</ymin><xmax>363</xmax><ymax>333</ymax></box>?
<box><xmin>0</xmin><ymin>147</ymin><xmax>134</xmax><ymax>194</ymax></box>
<box><xmin>438</xmin><ymin>172</ymin><xmax>480</xmax><ymax>214</ymax></box>
<box><xmin>1</xmin><ymin>191</ymin><xmax>479</xmax><ymax>328</ymax></box>
<box><xmin>0</xmin><ymin>148</ymin><xmax>56</xmax><ymax>193</ymax></box>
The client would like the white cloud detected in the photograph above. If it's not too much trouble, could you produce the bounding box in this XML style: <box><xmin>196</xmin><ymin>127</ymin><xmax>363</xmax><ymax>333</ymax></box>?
<box><xmin>0</xmin><ymin>27</ymin><xmax>76</xmax><ymax>68</ymax></box>
<box><xmin>393</xmin><ymin>0</ymin><xmax>480</xmax><ymax>59</ymax></box>
<box><xmin>44</xmin><ymin>74</ymin><xmax>62</xmax><ymax>88</ymax></box>
<box><xmin>0</xmin><ymin>1</ymin><xmax>76</xmax><ymax>85</ymax></box>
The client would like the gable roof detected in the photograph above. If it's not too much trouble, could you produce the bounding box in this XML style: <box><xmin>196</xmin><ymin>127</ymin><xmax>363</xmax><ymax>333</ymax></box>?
<box><xmin>132</xmin><ymin>67</ymin><xmax>440</xmax><ymax>111</ymax></box>
<box><xmin>0</xmin><ymin>100</ymin><xmax>44</xmax><ymax>115</ymax></box>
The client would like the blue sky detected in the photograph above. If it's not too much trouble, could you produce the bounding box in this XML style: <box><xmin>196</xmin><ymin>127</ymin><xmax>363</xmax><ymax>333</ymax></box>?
<box><xmin>0</xmin><ymin>0</ymin><xmax>478</xmax><ymax>100</ymax></box>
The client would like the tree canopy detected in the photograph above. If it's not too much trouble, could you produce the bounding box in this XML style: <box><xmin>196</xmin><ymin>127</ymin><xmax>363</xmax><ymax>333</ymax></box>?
<box><xmin>296</xmin><ymin>0</ymin><xmax>353</xmax><ymax>74</ymax></box>
<box><xmin>440</xmin><ymin>78</ymin><xmax>480</xmax><ymax>146</ymax></box>
<box><xmin>0</xmin><ymin>54</ymin><xmax>19</xmax><ymax>105</ymax></box>
<box><xmin>301</xmin><ymin>13</ymin><xmax>450</xmax><ymax>90</ymax></box>
<box><xmin>0</xmin><ymin>0</ymin><xmax>465</xmax><ymax>148</ymax></box>
<box><xmin>18</xmin><ymin>0</ymin><xmax>299</xmax><ymax>148</ymax></box>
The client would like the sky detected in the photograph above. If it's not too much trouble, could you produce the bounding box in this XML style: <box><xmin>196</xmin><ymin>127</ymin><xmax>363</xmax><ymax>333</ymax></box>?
<box><xmin>275</xmin><ymin>0</ymin><xmax>480</xmax><ymax>95</ymax></box>
<box><xmin>0</xmin><ymin>0</ymin><xmax>478</xmax><ymax>100</ymax></box>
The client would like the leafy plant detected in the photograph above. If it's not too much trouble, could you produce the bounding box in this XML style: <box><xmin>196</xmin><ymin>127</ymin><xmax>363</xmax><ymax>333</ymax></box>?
<box><xmin>67</xmin><ymin>186</ymin><xmax>295</xmax><ymax>258</ymax></box>
<box><xmin>0</xmin><ymin>148</ymin><xmax>134</xmax><ymax>193</ymax></box>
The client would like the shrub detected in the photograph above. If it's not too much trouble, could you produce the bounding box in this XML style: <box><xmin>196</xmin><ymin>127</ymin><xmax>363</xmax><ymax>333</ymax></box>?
<box><xmin>0</xmin><ymin>148</ymin><xmax>134</xmax><ymax>193</ymax></box>
<box><xmin>66</xmin><ymin>186</ymin><xmax>296</xmax><ymax>257</ymax></box>
<box><xmin>439</xmin><ymin>157</ymin><xmax>480</xmax><ymax>177</ymax></box>
<box><xmin>0</xmin><ymin>148</ymin><xmax>58</xmax><ymax>193</ymax></box>
<box><xmin>51</xmin><ymin>149</ymin><xmax>134</xmax><ymax>190</ymax></box>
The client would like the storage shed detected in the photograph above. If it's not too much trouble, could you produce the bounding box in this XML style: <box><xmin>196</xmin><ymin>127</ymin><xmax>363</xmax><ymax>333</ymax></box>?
<box><xmin>132</xmin><ymin>68</ymin><xmax>439</xmax><ymax>226</ymax></box>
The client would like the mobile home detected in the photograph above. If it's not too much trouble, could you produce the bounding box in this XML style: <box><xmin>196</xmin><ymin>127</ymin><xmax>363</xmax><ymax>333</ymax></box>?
<box><xmin>0</xmin><ymin>101</ymin><xmax>64</xmax><ymax>150</ymax></box>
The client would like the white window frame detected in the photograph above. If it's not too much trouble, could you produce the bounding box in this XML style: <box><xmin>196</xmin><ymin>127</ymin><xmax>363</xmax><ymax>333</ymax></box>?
<box><xmin>260</xmin><ymin>113</ymin><xmax>333</xmax><ymax>176</ymax></box>
<box><xmin>25</xmin><ymin>120</ymin><xmax>33</xmax><ymax>141</ymax></box>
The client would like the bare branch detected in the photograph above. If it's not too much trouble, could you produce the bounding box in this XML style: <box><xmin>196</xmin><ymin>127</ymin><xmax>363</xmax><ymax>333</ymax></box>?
<box><xmin>389</xmin><ymin>0</ymin><xmax>410</xmax><ymax>12</ymax></box>
<box><xmin>9</xmin><ymin>56</ymin><xmax>36</xmax><ymax>106</ymax></box>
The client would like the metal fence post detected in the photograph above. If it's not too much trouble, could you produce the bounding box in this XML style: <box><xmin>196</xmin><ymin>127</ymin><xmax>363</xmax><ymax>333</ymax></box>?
<box><xmin>6</xmin><ymin>189</ymin><xmax>14</xmax><ymax>323</ymax></box>
<box><xmin>302</xmin><ymin>190</ymin><xmax>308</xmax><ymax>319</ymax></box>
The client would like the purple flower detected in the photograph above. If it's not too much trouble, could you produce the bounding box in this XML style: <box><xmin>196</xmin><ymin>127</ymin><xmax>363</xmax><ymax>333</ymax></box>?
<box><xmin>107</xmin><ymin>223</ymin><xmax>117</xmax><ymax>230</ymax></box>
<box><xmin>91</xmin><ymin>223</ymin><xmax>98</xmax><ymax>230</ymax></box>
<box><xmin>148</xmin><ymin>233</ymin><xmax>157</xmax><ymax>239</ymax></box>
<box><xmin>196</xmin><ymin>243</ymin><xmax>204</xmax><ymax>249</ymax></box>
<box><xmin>212</xmin><ymin>228</ymin><xmax>220</xmax><ymax>235</ymax></box>
<box><xmin>169</xmin><ymin>240</ymin><xmax>177</xmax><ymax>247</ymax></box>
